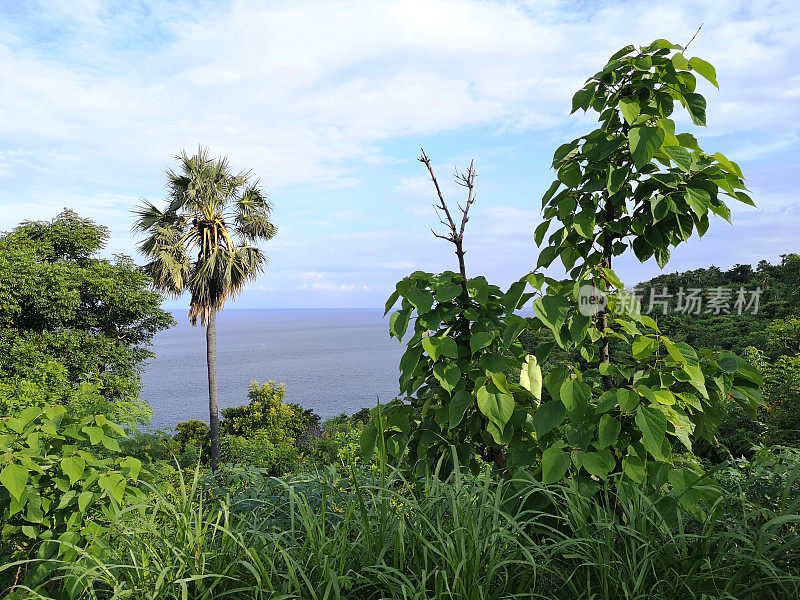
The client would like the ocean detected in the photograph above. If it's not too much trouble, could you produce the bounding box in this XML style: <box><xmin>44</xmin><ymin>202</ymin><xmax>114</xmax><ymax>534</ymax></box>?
<box><xmin>140</xmin><ymin>309</ymin><xmax>405</xmax><ymax>430</ymax></box>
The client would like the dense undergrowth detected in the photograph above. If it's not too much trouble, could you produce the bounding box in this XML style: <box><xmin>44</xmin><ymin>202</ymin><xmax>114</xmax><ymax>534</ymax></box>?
<box><xmin>3</xmin><ymin>447</ymin><xmax>799</xmax><ymax>600</ymax></box>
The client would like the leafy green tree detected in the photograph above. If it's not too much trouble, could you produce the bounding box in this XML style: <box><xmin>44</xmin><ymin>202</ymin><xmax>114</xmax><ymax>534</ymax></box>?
<box><xmin>527</xmin><ymin>38</ymin><xmax>761</xmax><ymax>500</ymax></box>
<box><xmin>0</xmin><ymin>210</ymin><xmax>174</xmax><ymax>424</ymax></box>
<box><xmin>371</xmin><ymin>152</ymin><xmax>532</xmax><ymax>474</ymax></box>
<box><xmin>134</xmin><ymin>148</ymin><xmax>277</xmax><ymax>469</ymax></box>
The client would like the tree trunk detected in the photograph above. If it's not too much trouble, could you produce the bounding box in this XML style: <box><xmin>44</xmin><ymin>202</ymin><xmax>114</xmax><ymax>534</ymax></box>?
<box><xmin>206</xmin><ymin>310</ymin><xmax>221</xmax><ymax>471</ymax></box>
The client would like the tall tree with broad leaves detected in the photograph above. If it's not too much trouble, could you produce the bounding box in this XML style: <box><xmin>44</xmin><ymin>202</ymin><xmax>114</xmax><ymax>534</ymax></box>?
<box><xmin>134</xmin><ymin>147</ymin><xmax>277</xmax><ymax>470</ymax></box>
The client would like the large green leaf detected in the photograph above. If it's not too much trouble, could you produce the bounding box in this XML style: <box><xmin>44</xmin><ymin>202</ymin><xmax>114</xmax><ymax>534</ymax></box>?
<box><xmin>435</xmin><ymin>282</ymin><xmax>462</xmax><ymax>302</ymax></box>
<box><xmin>533</xmin><ymin>295</ymin><xmax>571</xmax><ymax>333</ymax></box>
<box><xmin>533</xmin><ymin>400</ymin><xmax>566</xmax><ymax>437</ymax></box>
<box><xmin>632</xmin><ymin>336</ymin><xmax>657</xmax><ymax>359</ymax></box>
<box><xmin>619</xmin><ymin>97</ymin><xmax>640</xmax><ymax>125</ymax></box>
<box><xmin>541</xmin><ymin>445</ymin><xmax>570</xmax><ymax>484</ymax></box>
<box><xmin>520</xmin><ymin>355</ymin><xmax>543</xmax><ymax>401</ymax></box>
<box><xmin>684</xmin><ymin>93</ymin><xmax>707</xmax><ymax>126</ymax></box>
<box><xmin>476</xmin><ymin>384</ymin><xmax>514</xmax><ymax>430</ymax></box>
<box><xmin>685</xmin><ymin>186</ymin><xmax>710</xmax><ymax>217</ymax></box>
<box><xmin>433</xmin><ymin>362</ymin><xmax>461</xmax><ymax>393</ymax></box>
<box><xmin>0</xmin><ymin>463</ymin><xmax>28</xmax><ymax>502</ymax></box>
<box><xmin>635</xmin><ymin>405</ymin><xmax>669</xmax><ymax>461</ymax></box>
<box><xmin>560</xmin><ymin>379</ymin><xmax>591</xmax><ymax>412</ymax></box>
<box><xmin>583</xmin><ymin>450</ymin><xmax>615</xmax><ymax>478</ymax></box>
<box><xmin>470</xmin><ymin>331</ymin><xmax>493</xmax><ymax>354</ymax></box>
<box><xmin>688</xmin><ymin>56</ymin><xmax>718</xmax><ymax>89</ymax></box>
<box><xmin>60</xmin><ymin>456</ymin><xmax>86</xmax><ymax>486</ymax></box>
<box><xmin>449</xmin><ymin>391</ymin><xmax>473</xmax><ymax>429</ymax></box>
<box><xmin>405</xmin><ymin>288</ymin><xmax>433</xmax><ymax>314</ymax></box>
<box><xmin>557</xmin><ymin>161</ymin><xmax>582</xmax><ymax>187</ymax></box>
<box><xmin>628</xmin><ymin>126</ymin><xmax>665</xmax><ymax>168</ymax></box>
<box><xmin>598</xmin><ymin>414</ymin><xmax>621</xmax><ymax>448</ymax></box>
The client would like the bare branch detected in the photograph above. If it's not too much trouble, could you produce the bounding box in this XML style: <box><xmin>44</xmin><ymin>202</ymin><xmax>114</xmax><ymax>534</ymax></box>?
<box><xmin>684</xmin><ymin>23</ymin><xmax>703</xmax><ymax>49</ymax></box>
<box><xmin>419</xmin><ymin>149</ymin><xmax>478</xmax><ymax>281</ymax></box>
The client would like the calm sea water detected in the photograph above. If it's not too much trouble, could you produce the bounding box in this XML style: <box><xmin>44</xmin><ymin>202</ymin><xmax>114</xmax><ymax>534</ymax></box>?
<box><xmin>140</xmin><ymin>309</ymin><xmax>405</xmax><ymax>430</ymax></box>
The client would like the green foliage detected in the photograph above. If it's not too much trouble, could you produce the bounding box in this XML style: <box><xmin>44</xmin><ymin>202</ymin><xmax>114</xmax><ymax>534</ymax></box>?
<box><xmin>373</xmin><ymin>270</ymin><xmax>531</xmax><ymax>472</ymax></box>
<box><xmin>220</xmin><ymin>380</ymin><xmax>306</xmax><ymax>443</ymax></box>
<box><xmin>0</xmin><ymin>209</ymin><xmax>174</xmax><ymax>425</ymax></box>
<box><xmin>305</xmin><ymin>410</ymin><xmax>371</xmax><ymax>469</ymax></box>
<box><xmin>173</xmin><ymin>419</ymin><xmax>211</xmax><ymax>462</ymax></box>
<box><xmin>522</xmin><ymin>39</ymin><xmax>762</xmax><ymax>496</ymax></box>
<box><xmin>9</xmin><ymin>453</ymin><xmax>799</xmax><ymax>600</ymax></box>
<box><xmin>221</xmin><ymin>430</ymin><xmax>298</xmax><ymax>475</ymax></box>
<box><xmin>0</xmin><ymin>405</ymin><xmax>144</xmax><ymax>566</ymax></box>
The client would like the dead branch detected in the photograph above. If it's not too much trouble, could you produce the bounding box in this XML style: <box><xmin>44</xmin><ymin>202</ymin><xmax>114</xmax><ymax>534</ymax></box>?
<box><xmin>418</xmin><ymin>149</ymin><xmax>477</xmax><ymax>281</ymax></box>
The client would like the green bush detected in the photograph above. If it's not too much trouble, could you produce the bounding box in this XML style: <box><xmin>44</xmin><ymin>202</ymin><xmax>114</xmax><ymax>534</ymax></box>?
<box><xmin>220</xmin><ymin>380</ymin><xmax>307</xmax><ymax>444</ymax></box>
<box><xmin>221</xmin><ymin>430</ymin><xmax>297</xmax><ymax>475</ymax></box>
<box><xmin>0</xmin><ymin>405</ymin><xmax>144</xmax><ymax>569</ymax></box>
<box><xmin>173</xmin><ymin>419</ymin><xmax>211</xmax><ymax>463</ymax></box>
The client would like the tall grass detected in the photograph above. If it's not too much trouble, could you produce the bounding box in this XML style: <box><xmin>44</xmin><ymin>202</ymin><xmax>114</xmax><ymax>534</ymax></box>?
<box><xmin>5</xmin><ymin>454</ymin><xmax>800</xmax><ymax>600</ymax></box>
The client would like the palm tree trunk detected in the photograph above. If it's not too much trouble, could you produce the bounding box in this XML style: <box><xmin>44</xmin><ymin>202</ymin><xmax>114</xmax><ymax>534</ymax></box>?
<box><xmin>206</xmin><ymin>310</ymin><xmax>221</xmax><ymax>471</ymax></box>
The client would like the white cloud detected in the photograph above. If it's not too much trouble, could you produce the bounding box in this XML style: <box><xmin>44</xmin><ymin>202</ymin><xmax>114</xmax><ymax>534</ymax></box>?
<box><xmin>1</xmin><ymin>0</ymin><xmax>798</xmax><ymax>307</ymax></box>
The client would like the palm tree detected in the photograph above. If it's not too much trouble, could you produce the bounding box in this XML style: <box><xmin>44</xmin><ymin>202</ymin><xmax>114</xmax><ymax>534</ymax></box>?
<box><xmin>134</xmin><ymin>147</ymin><xmax>277</xmax><ymax>470</ymax></box>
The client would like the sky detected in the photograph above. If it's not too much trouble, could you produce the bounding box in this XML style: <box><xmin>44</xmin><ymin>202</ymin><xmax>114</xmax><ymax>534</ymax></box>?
<box><xmin>0</xmin><ymin>0</ymin><xmax>798</xmax><ymax>309</ymax></box>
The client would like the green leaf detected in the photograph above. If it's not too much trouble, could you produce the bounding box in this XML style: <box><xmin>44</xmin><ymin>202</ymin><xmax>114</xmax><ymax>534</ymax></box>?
<box><xmin>480</xmin><ymin>352</ymin><xmax>507</xmax><ymax>374</ymax></box>
<box><xmin>0</xmin><ymin>463</ymin><xmax>28</xmax><ymax>502</ymax></box>
<box><xmin>598</xmin><ymin>415</ymin><xmax>621</xmax><ymax>448</ymax></box>
<box><xmin>573</xmin><ymin>211</ymin><xmax>595</xmax><ymax>239</ymax></box>
<box><xmin>359</xmin><ymin>426</ymin><xmax>378</xmax><ymax>460</ymax></box>
<box><xmin>631</xmin><ymin>336</ymin><xmax>657</xmax><ymax>359</ymax></box>
<box><xmin>583</xmin><ymin>450</ymin><xmax>615</xmax><ymax>478</ymax></box>
<box><xmin>520</xmin><ymin>355</ymin><xmax>543</xmax><ymax>401</ymax></box>
<box><xmin>663</xmin><ymin>145</ymin><xmax>692</xmax><ymax>172</ymax></box>
<box><xmin>121</xmin><ymin>457</ymin><xmax>143</xmax><ymax>479</ymax></box>
<box><xmin>78</xmin><ymin>491</ymin><xmax>93</xmax><ymax>513</ymax></box>
<box><xmin>635</xmin><ymin>405</ymin><xmax>669</xmax><ymax>461</ymax></box>
<box><xmin>435</xmin><ymin>282</ymin><xmax>462</xmax><ymax>303</ymax></box>
<box><xmin>618</xmin><ymin>388</ymin><xmax>640</xmax><ymax>412</ymax></box>
<box><xmin>60</xmin><ymin>456</ymin><xmax>86</xmax><ymax>486</ymax></box>
<box><xmin>384</xmin><ymin>290</ymin><xmax>400</xmax><ymax>315</ymax></box>
<box><xmin>534</xmin><ymin>221</ymin><xmax>550</xmax><ymax>246</ymax></box>
<box><xmin>389</xmin><ymin>309</ymin><xmax>411</xmax><ymax>340</ymax></box>
<box><xmin>470</xmin><ymin>331</ymin><xmax>493</xmax><ymax>354</ymax></box>
<box><xmin>501</xmin><ymin>279</ymin><xmax>527</xmax><ymax>313</ymax></box>
<box><xmin>449</xmin><ymin>391</ymin><xmax>473</xmax><ymax>429</ymax></box>
<box><xmin>688</xmin><ymin>56</ymin><xmax>718</xmax><ymax>89</ymax></box>
<box><xmin>433</xmin><ymin>362</ymin><xmax>461</xmax><ymax>393</ymax></box>
<box><xmin>541</xmin><ymin>180</ymin><xmax>561</xmax><ymax>208</ymax></box>
<box><xmin>628</xmin><ymin>126</ymin><xmax>665</xmax><ymax>169</ymax></box>
<box><xmin>533</xmin><ymin>400</ymin><xmax>566</xmax><ymax>437</ymax></box>
<box><xmin>684</xmin><ymin>92</ymin><xmax>707</xmax><ymax>126</ymax></box>
<box><xmin>712</xmin><ymin>152</ymin><xmax>743</xmax><ymax>178</ymax></box>
<box><xmin>685</xmin><ymin>186</ymin><xmax>710</xmax><ymax>217</ymax></box>
<box><xmin>533</xmin><ymin>295</ymin><xmax>571</xmax><ymax>333</ymax></box>
<box><xmin>560</xmin><ymin>379</ymin><xmax>591</xmax><ymax>413</ymax></box>
<box><xmin>422</xmin><ymin>336</ymin><xmax>441</xmax><ymax>361</ymax></box>
<box><xmin>557</xmin><ymin>161</ymin><xmax>581</xmax><ymax>187</ymax></box>
<box><xmin>476</xmin><ymin>385</ymin><xmax>515</xmax><ymax>430</ymax></box>
<box><xmin>541</xmin><ymin>445</ymin><xmax>570</xmax><ymax>484</ymax></box>
<box><xmin>607</xmin><ymin>165</ymin><xmax>627</xmax><ymax>194</ymax></box>
<box><xmin>619</xmin><ymin>97</ymin><xmax>640</xmax><ymax>125</ymax></box>
<box><xmin>405</xmin><ymin>288</ymin><xmax>434</xmax><ymax>314</ymax></box>
<box><xmin>623</xmin><ymin>444</ymin><xmax>646</xmax><ymax>483</ymax></box>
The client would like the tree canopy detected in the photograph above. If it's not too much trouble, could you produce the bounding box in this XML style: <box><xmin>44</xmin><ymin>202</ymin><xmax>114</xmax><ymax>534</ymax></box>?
<box><xmin>0</xmin><ymin>209</ymin><xmax>174</xmax><ymax>424</ymax></box>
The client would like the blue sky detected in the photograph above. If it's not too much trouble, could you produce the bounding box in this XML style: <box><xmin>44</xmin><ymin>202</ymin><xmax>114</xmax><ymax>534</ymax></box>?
<box><xmin>0</xmin><ymin>0</ymin><xmax>798</xmax><ymax>309</ymax></box>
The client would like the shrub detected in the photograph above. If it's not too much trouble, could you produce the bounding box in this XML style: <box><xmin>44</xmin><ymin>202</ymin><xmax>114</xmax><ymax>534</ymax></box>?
<box><xmin>0</xmin><ymin>405</ymin><xmax>143</xmax><ymax>573</ymax></box>
<box><xmin>220</xmin><ymin>380</ymin><xmax>307</xmax><ymax>444</ymax></box>
<box><xmin>221</xmin><ymin>430</ymin><xmax>297</xmax><ymax>475</ymax></box>
<box><xmin>173</xmin><ymin>419</ymin><xmax>210</xmax><ymax>463</ymax></box>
